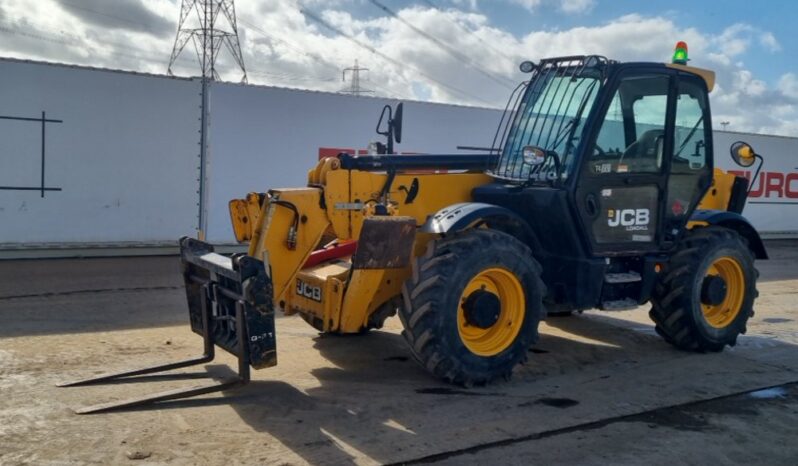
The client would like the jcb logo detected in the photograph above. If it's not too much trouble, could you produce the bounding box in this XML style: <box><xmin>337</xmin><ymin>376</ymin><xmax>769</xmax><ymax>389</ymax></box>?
<box><xmin>296</xmin><ymin>279</ymin><xmax>322</xmax><ymax>302</ymax></box>
<box><xmin>608</xmin><ymin>208</ymin><xmax>650</xmax><ymax>230</ymax></box>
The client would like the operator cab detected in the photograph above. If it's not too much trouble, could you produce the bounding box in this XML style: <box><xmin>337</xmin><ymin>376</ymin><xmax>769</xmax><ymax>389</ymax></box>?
<box><xmin>474</xmin><ymin>45</ymin><xmax>722</xmax><ymax>311</ymax></box>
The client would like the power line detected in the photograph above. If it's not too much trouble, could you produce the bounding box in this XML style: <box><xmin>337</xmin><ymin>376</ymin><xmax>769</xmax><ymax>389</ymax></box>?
<box><xmin>299</xmin><ymin>6</ymin><xmax>493</xmax><ymax>106</ymax></box>
<box><xmin>53</xmin><ymin>0</ymin><xmax>160</xmax><ymax>34</ymax></box>
<box><xmin>0</xmin><ymin>21</ymin><xmax>194</xmax><ymax>68</ymax></box>
<box><xmin>242</xmin><ymin>14</ymin><xmax>431</xmax><ymax>102</ymax></box>
<box><xmin>3</xmin><ymin>2</ymin><xmax>480</xmax><ymax>102</ymax></box>
<box><xmin>419</xmin><ymin>0</ymin><xmax>518</xmax><ymax>63</ymax></box>
<box><xmin>231</xmin><ymin>17</ymin><xmax>403</xmax><ymax>93</ymax></box>
<box><xmin>369</xmin><ymin>81</ymin><xmax>415</xmax><ymax>100</ymax></box>
<box><xmin>241</xmin><ymin>13</ymin><xmax>425</xmax><ymax>99</ymax></box>
<box><xmin>368</xmin><ymin>0</ymin><xmax>515</xmax><ymax>90</ymax></box>
<box><xmin>237</xmin><ymin>17</ymin><xmax>341</xmax><ymax>74</ymax></box>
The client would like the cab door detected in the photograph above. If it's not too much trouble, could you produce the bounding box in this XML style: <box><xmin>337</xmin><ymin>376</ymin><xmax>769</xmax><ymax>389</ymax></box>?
<box><xmin>574</xmin><ymin>69</ymin><xmax>676</xmax><ymax>255</ymax></box>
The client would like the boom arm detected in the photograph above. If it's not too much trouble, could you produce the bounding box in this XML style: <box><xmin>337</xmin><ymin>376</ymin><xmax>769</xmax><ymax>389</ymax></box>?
<box><xmin>227</xmin><ymin>155</ymin><xmax>492</xmax><ymax>333</ymax></box>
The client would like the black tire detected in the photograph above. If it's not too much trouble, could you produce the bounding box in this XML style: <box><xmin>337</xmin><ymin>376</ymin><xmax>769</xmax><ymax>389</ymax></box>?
<box><xmin>649</xmin><ymin>227</ymin><xmax>758</xmax><ymax>352</ymax></box>
<box><xmin>400</xmin><ymin>229</ymin><xmax>545</xmax><ymax>386</ymax></box>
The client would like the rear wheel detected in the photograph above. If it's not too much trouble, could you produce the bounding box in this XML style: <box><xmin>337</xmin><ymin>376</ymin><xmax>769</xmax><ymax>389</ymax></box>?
<box><xmin>400</xmin><ymin>229</ymin><xmax>545</xmax><ymax>385</ymax></box>
<box><xmin>650</xmin><ymin>227</ymin><xmax>758</xmax><ymax>351</ymax></box>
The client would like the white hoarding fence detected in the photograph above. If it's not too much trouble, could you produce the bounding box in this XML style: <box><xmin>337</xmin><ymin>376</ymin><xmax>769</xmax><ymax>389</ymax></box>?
<box><xmin>0</xmin><ymin>58</ymin><xmax>796</xmax><ymax>257</ymax></box>
<box><xmin>0</xmin><ymin>59</ymin><xmax>202</xmax><ymax>249</ymax></box>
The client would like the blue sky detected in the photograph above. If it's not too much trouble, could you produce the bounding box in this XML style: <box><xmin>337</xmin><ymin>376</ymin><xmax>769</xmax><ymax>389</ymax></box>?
<box><xmin>489</xmin><ymin>0</ymin><xmax>794</xmax><ymax>85</ymax></box>
<box><xmin>0</xmin><ymin>0</ymin><xmax>795</xmax><ymax>135</ymax></box>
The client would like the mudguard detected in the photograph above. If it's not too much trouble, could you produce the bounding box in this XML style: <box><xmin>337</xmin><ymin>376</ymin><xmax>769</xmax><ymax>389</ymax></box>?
<box><xmin>420</xmin><ymin>202</ymin><xmax>537</xmax><ymax>246</ymax></box>
<box><xmin>690</xmin><ymin>209</ymin><xmax>768</xmax><ymax>259</ymax></box>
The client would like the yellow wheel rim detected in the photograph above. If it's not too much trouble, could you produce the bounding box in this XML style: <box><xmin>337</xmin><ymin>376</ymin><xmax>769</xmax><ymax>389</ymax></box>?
<box><xmin>457</xmin><ymin>267</ymin><xmax>525</xmax><ymax>356</ymax></box>
<box><xmin>701</xmin><ymin>256</ymin><xmax>745</xmax><ymax>328</ymax></box>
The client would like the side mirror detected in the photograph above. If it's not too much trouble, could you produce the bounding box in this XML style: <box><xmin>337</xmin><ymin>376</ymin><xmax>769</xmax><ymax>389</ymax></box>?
<box><xmin>393</xmin><ymin>103</ymin><xmax>403</xmax><ymax>144</ymax></box>
<box><xmin>375</xmin><ymin>103</ymin><xmax>403</xmax><ymax>154</ymax></box>
<box><xmin>730</xmin><ymin>141</ymin><xmax>757</xmax><ymax>167</ymax></box>
<box><xmin>522</xmin><ymin>145</ymin><xmax>546</xmax><ymax>166</ymax></box>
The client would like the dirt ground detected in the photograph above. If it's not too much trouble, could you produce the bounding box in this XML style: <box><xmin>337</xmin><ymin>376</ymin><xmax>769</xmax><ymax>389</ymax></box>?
<box><xmin>1</xmin><ymin>240</ymin><xmax>797</xmax><ymax>465</ymax></box>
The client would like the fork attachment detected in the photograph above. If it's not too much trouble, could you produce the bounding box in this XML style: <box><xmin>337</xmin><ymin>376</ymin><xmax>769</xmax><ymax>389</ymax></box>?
<box><xmin>57</xmin><ymin>237</ymin><xmax>277</xmax><ymax>414</ymax></box>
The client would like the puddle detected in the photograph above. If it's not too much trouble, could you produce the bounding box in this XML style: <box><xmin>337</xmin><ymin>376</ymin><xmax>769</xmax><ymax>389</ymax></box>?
<box><xmin>383</xmin><ymin>356</ymin><xmax>409</xmax><ymax>362</ymax></box>
<box><xmin>415</xmin><ymin>387</ymin><xmax>503</xmax><ymax>397</ymax></box>
<box><xmin>749</xmin><ymin>386</ymin><xmax>788</xmax><ymax>399</ymax></box>
<box><xmin>762</xmin><ymin>318</ymin><xmax>794</xmax><ymax>324</ymax></box>
<box><xmin>631</xmin><ymin>409</ymin><xmax>710</xmax><ymax>432</ymax></box>
<box><xmin>519</xmin><ymin>397</ymin><xmax>580</xmax><ymax>409</ymax></box>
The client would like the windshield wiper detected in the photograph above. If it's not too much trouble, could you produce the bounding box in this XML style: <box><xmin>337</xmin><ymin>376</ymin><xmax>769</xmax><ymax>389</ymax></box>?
<box><xmin>552</xmin><ymin>117</ymin><xmax>578</xmax><ymax>149</ymax></box>
<box><xmin>675</xmin><ymin>116</ymin><xmax>704</xmax><ymax>158</ymax></box>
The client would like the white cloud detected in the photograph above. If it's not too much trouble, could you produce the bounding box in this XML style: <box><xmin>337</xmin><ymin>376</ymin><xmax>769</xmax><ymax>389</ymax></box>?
<box><xmin>760</xmin><ymin>32</ymin><xmax>781</xmax><ymax>52</ymax></box>
<box><xmin>509</xmin><ymin>0</ymin><xmax>594</xmax><ymax>14</ymax></box>
<box><xmin>778</xmin><ymin>73</ymin><xmax>798</xmax><ymax>99</ymax></box>
<box><xmin>716</xmin><ymin>24</ymin><xmax>753</xmax><ymax>57</ymax></box>
<box><xmin>733</xmin><ymin>70</ymin><xmax>767</xmax><ymax>96</ymax></box>
<box><xmin>451</xmin><ymin>0</ymin><xmax>480</xmax><ymax>10</ymax></box>
<box><xmin>509</xmin><ymin>0</ymin><xmax>544</xmax><ymax>12</ymax></box>
<box><xmin>560</xmin><ymin>0</ymin><xmax>595</xmax><ymax>14</ymax></box>
<box><xmin>714</xmin><ymin>23</ymin><xmax>781</xmax><ymax>57</ymax></box>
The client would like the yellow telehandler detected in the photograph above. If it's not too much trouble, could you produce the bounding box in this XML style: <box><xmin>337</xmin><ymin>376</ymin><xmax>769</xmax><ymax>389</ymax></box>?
<box><xmin>62</xmin><ymin>44</ymin><xmax>767</xmax><ymax>413</ymax></box>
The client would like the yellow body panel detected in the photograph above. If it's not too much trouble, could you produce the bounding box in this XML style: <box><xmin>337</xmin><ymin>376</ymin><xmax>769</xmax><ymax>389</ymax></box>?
<box><xmin>687</xmin><ymin>168</ymin><xmax>739</xmax><ymax>230</ymax></box>
<box><xmin>248</xmin><ymin>188</ymin><xmax>332</xmax><ymax>304</ymax></box>
<box><xmin>229</xmin><ymin>199</ymin><xmax>250</xmax><ymax>242</ymax></box>
<box><xmin>323</xmin><ymin>169</ymin><xmax>492</xmax><ymax>240</ymax></box>
<box><xmin>339</xmin><ymin>267</ymin><xmax>409</xmax><ymax>332</ymax></box>
<box><xmin>686</xmin><ymin>220</ymin><xmax>709</xmax><ymax>229</ymax></box>
<box><xmin>666</xmin><ymin>63</ymin><xmax>716</xmax><ymax>92</ymax></box>
<box><xmin>350</xmin><ymin>170</ymin><xmax>492</xmax><ymax>231</ymax></box>
<box><xmin>697</xmin><ymin>168</ymin><xmax>736</xmax><ymax>211</ymax></box>
<box><xmin>323</xmin><ymin>169</ymin><xmax>354</xmax><ymax>240</ymax></box>
<box><xmin>229</xmin><ymin>192</ymin><xmax>266</xmax><ymax>242</ymax></box>
<box><xmin>290</xmin><ymin>260</ymin><xmax>349</xmax><ymax>330</ymax></box>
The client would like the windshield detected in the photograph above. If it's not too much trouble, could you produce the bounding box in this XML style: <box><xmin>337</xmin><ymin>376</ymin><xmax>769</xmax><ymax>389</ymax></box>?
<box><xmin>491</xmin><ymin>57</ymin><xmax>607</xmax><ymax>183</ymax></box>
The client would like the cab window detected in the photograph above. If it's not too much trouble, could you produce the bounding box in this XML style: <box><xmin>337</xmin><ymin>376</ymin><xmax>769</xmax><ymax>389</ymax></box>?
<box><xmin>666</xmin><ymin>77</ymin><xmax>711</xmax><ymax>224</ymax></box>
<box><xmin>590</xmin><ymin>75</ymin><xmax>670</xmax><ymax>175</ymax></box>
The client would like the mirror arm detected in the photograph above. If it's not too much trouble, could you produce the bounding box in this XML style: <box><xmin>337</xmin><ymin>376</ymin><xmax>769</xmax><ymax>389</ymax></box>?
<box><xmin>547</xmin><ymin>150</ymin><xmax>563</xmax><ymax>188</ymax></box>
<box><xmin>376</xmin><ymin>105</ymin><xmax>391</xmax><ymax>136</ymax></box>
<box><xmin>746</xmin><ymin>154</ymin><xmax>765</xmax><ymax>196</ymax></box>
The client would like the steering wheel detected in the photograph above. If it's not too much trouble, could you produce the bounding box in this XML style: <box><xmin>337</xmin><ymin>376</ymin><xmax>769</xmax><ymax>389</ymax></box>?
<box><xmin>594</xmin><ymin>143</ymin><xmax>607</xmax><ymax>158</ymax></box>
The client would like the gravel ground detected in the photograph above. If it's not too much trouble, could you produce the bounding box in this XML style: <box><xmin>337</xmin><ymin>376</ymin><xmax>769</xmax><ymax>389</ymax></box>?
<box><xmin>1</xmin><ymin>240</ymin><xmax>796</xmax><ymax>465</ymax></box>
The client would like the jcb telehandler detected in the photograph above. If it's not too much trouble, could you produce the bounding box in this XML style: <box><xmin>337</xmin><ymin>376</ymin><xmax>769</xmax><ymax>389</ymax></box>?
<box><xmin>62</xmin><ymin>44</ymin><xmax>767</xmax><ymax>413</ymax></box>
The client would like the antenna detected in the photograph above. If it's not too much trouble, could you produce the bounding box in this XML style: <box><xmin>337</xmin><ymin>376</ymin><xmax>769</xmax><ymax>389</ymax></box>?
<box><xmin>167</xmin><ymin>0</ymin><xmax>247</xmax><ymax>82</ymax></box>
<box><xmin>341</xmin><ymin>59</ymin><xmax>373</xmax><ymax>96</ymax></box>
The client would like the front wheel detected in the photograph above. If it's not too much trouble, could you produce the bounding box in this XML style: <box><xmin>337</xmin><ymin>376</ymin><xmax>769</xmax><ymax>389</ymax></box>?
<box><xmin>399</xmin><ymin>229</ymin><xmax>545</xmax><ymax>386</ymax></box>
<box><xmin>649</xmin><ymin>227</ymin><xmax>758</xmax><ymax>351</ymax></box>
